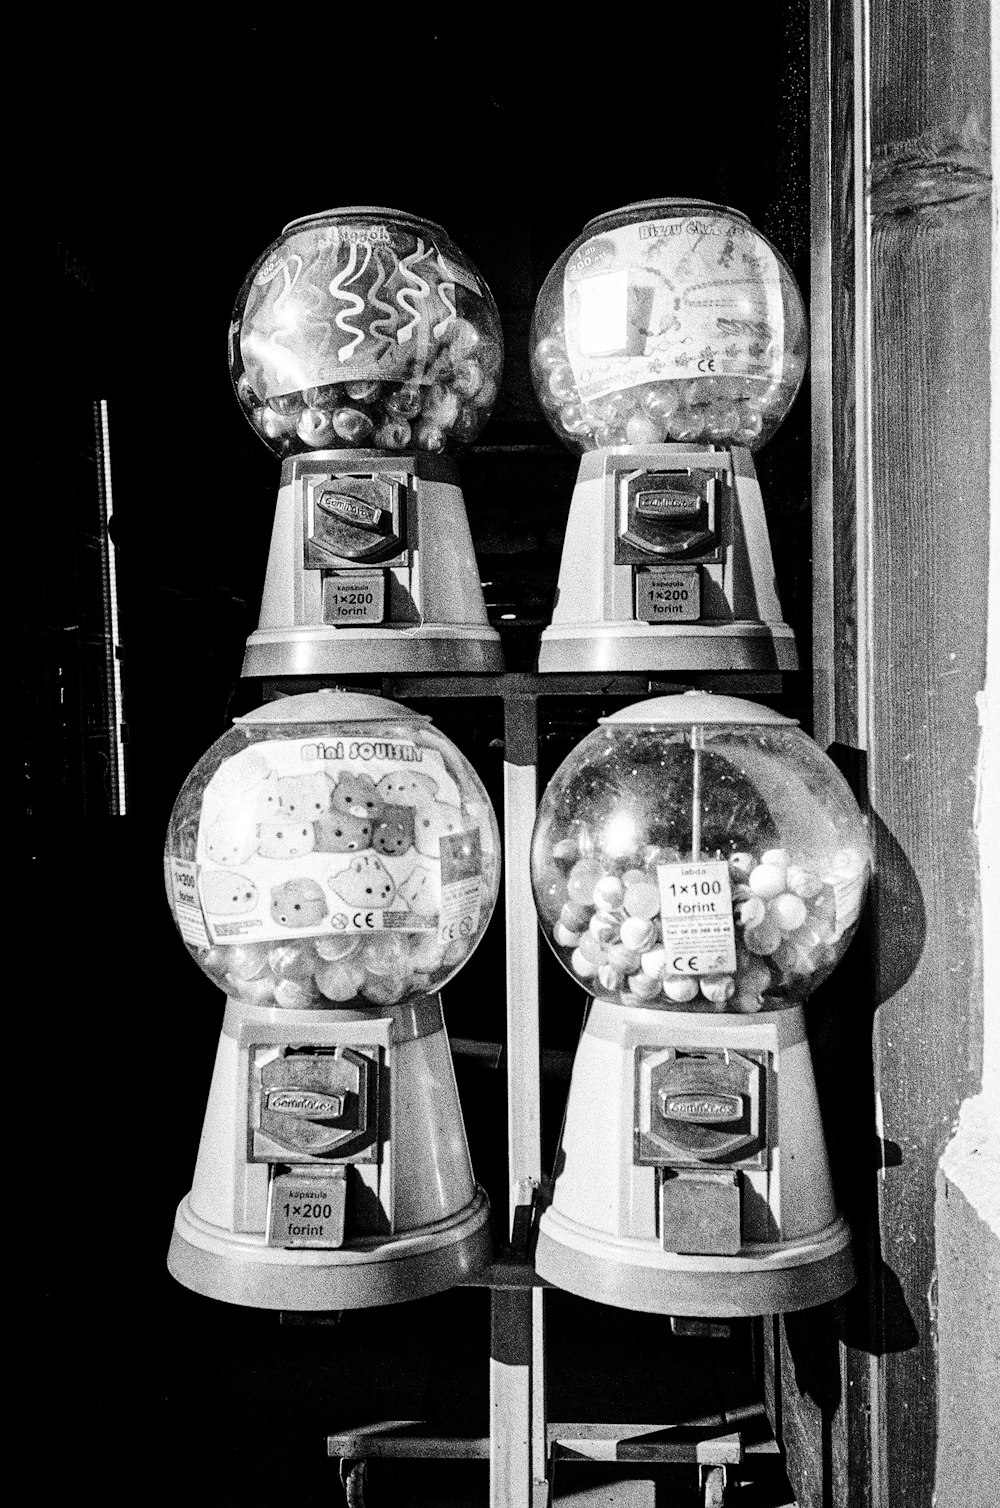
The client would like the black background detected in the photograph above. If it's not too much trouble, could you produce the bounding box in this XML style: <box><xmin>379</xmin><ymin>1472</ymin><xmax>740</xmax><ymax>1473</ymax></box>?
<box><xmin>25</xmin><ymin>10</ymin><xmax>811</xmax><ymax>1503</ymax></box>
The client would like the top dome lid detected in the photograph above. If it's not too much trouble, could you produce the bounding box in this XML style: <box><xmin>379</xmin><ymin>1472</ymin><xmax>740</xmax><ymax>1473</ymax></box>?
<box><xmin>582</xmin><ymin>199</ymin><xmax>749</xmax><ymax>235</ymax></box>
<box><xmin>282</xmin><ymin>206</ymin><xmax>448</xmax><ymax>239</ymax></box>
<box><xmin>235</xmin><ymin>690</ymin><xmax>431</xmax><ymax>727</ymax></box>
<box><xmin>599</xmin><ymin>691</ymin><xmax>797</xmax><ymax>728</ymax></box>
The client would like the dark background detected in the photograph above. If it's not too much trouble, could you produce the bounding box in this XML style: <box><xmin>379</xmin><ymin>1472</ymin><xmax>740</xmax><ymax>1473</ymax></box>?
<box><xmin>24</xmin><ymin>10</ymin><xmax>811</xmax><ymax>1503</ymax></box>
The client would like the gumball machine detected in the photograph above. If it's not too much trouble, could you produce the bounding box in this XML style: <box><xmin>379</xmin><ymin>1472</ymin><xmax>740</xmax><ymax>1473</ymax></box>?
<box><xmin>164</xmin><ymin>690</ymin><xmax>500</xmax><ymax>1310</ymax></box>
<box><xmin>530</xmin><ymin>692</ymin><xmax>871</xmax><ymax>1316</ymax></box>
<box><xmin>233</xmin><ymin>208</ymin><xmax>505</xmax><ymax>678</ymax></box>
<box><xmin>530</xmin><ymin>200</ymin><xmax>807</xmax><ymax>673</ymax></box>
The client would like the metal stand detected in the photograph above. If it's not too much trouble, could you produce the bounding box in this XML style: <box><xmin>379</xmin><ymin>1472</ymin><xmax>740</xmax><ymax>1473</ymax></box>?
<box><xmin>257</xmin><ymin>673</ymin><xmax>788</xmax><ymax>1507</ymax></box>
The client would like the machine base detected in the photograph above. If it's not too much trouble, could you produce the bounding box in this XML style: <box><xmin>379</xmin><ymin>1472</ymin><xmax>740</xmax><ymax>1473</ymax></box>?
<box><xmin>538</xmin><ymin>622</ymin><xmax>798</xmax><ymax>674</ymax></box>
<box><xmin>242</xmin><ymin>624</ymin><xmax>504</xmax><ymax>678</ymax></box>
<box><xmin>168</xmin><ymin>1187</ymin><xmax>492</xmax><ymax>1311</ymax></box>
<box><xmin>534</xmin><ymin>1208</ymin><xmax>854</xmax><ymax>1317</ymax></box>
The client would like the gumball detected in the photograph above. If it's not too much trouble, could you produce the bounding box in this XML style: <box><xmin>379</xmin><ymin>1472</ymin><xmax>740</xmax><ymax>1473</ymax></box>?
<box><xmin>421</xmin><ymin>385</ymin><xmax>461</xmax><ymax>428</ymax></box>
<box><xmin>270</xmin><ymin>391</ymin><xmax>305</xmax><ymax>415</ymax></box>
<box><xmin>554</xmin><ymin>921</ymin><xmax>583</xmax><ymax>948</ymax></box>
<box><xmin>771</xmin><ymin>892</ymin><xmax>808</xmax><ymax>932</ymax></box>
<box><xmin>743</xmin><ymin>919</ymin><xmax>782</xmax><ymax>955</ymax></box>
<box><xmin>386</xmin><ymin>383</ymin><xmax>423</xmax><ymax>420</ymax></box>
<box><xmin>662</xmin><ymin>975</ymin><xmax>699</xmax><ymax>1003</ymax></box>
<box><xmin>623</xmin><ymin>879</ymin><xmax>660</xmax><ymax>919</ymax></box>
<box><xmin>627</xmin><ymin>970</ymin><xmax>662</xmax><ymax>1000</ymax></box>
<box><xmin>332</xmin><ymin>407</ymin><xmax>375</xmax><ymax>445</ymax></box>
<box><xmin>736</xmin><ymin>895</ymin><xmax>768</xmax><ymax>929</ymax></box>
<box><xmin>548</xmin><ymin>364</ymin><xmax>579</xmax><ymax>403</ymax></box>
<box><xmin>534</xmin><ymin>336</ymin><xmax>568</xmax><ymax>371</ymax></box>
<box><xmin>626</xmin><ymin>412</ymin><xmax>666</xmax><ymax>446</ymax></box>
<box><xmin>607</xmin><ymin>943</ymin><xmax>641</xmax><ymax>973</ymax></box>
<box><xmin>620</xmin><ymin>916</ymin><xmax>656</xmax><ymax>951</ymax></box>
<box><xmin>315</xmin><ymin>959</ymin><xmax>365</xmax><ymax>1002</ymax></box>
<box><xmin>375</xmin><ymin>419</ymin><xmax>412</xmax><ymax>450</ymax></box>
<box><xmin>315</xmin><ymin>933</ymin><xmax>363</xmax><ymax>962</ymax></box>
<box><xmin>345</xmin><ymin>380</ymin><xmax>381</xmax><ymax>402</ymax></box>
<box><xmin>571</xmin><ymin>947</ymin><xmax>599</xmax><ymax>979</ymax></box>
<box><xmin>560</xmin><ymin>900</ymin><xmax>591</xmax><ymax>931</ymax></box>
<box><xmin>786</xmin><ymin>863</ymin><xmax>824</xmax><ymax>899</ymax></box>
<box><xmin>451</xmin><ymin>360</ymin><xmax>484</xmax><ymax>398</ymax></box>
<box><xmin>444</xmin><ymin>318</ymin><xmax>480</xmax><ymax>356</ymax></box>
<box><xmin>226</xmin><ymin>942</ymin><xmax>270</xmax><ymax>979</ymax></box>
<box><xmin>700</xmin><ymin>974</ymin><xmax>736</xmax><ymax>1005</ymax></box>
<box><xmin>748</xmin><ymin>863</ymin><xmax>785</xmax><ymax>900</ymax></box>
<box><xmin>297</xmin><ymin>407</ymin><xmax>337</xmax><ymax>448</ymax></box>
<box><xmin>640</xmin><ymin>946</ymin><xmax>667</xmax><ymax>979</ymax></box>
<box><xmin>588</xmin><ymin>911</ymin><xmax>619</xmax><ymax>945</ymax></box>
<box><xmin>236</xmin><ymin>373</ymin><xmax>259</xmax><ymax>409</ymax></box>
<box><xmin>414</xmin><ymin>421</ymin><xmax>447</xmax><ymax>453</ymax></box>
<box><xmin>257</xmin><ymin>405</ymin><xmax>298</xmax><ymax>441</ymax></box>
<box><xmin>598</xmin><ymin>963</ymin><xmax>625</xmax><ymax>993</ymax></box>
<box><xmin>305</xmin><ymin>384</ymin><xmax>343</xmax><ymax>409</ymax></box>
<box><xmin>567</xmin><ymin>858</ymin><xmax>604</xmax><ymax>906</ymax></box>
<box><xmin>577</xmin><ymin>930</ymin><xmax>607</xmax><ymax>965</ymax></box>
<box><xmin>593</xmin><ymin>875</ymin><xmax>625</xmax><ymax>911</ymax></box>
<box><xmin>273</xmin><ymin>977</ymin><xmax>317</xmax><ymax>1010</ymax></box>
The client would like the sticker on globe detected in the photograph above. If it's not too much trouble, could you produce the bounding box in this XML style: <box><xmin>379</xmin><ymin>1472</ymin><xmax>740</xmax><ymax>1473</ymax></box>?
<box><xmin>438</xmin><ymin>829</ymin><xmax>483</xmax><ymax>946</ymax></box>
<box><xmin>656</xmin><ymin>860</ymin><xmax>737</xmax><ymax>975</ymax></box>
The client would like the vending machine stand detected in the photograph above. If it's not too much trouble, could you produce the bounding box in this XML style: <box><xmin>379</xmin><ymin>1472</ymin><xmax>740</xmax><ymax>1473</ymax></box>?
<box><xmin>248</xmin><ymin>671</ymin><xmax>795</xmax><ymax>1508</ymax></box>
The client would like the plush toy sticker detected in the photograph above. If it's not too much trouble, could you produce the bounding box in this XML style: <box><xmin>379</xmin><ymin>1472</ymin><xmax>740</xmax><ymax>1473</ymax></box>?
<box><xmin>330</xmin><ymin>772</ymin><xmax>383</xmax><ymax>820</ymax></box>
<box><xmin>414</xmin><ymin>801</ymin><xmax>466</xmax><ymax>857</ymax></box>
<box><xmin>398</xmin><ymin>861</ymin><xmax>438</xmax><ymax>916</ymax></box>
<box><xmin>201</xmin><ymin>871</ymin><xmax>259</xmax><ymax>915</ymax></box>
<box><xmin>270</xmin><ymin>877</ymin><xmax>328</xmax><ymax>928</ymax></box>
<box><xmin>314</xmin><ymin>810</ymin><xmax>374</xmax><ymax>853</ymax></box>
<box><xmin>329</xmin><ymin>854</ymin><xmax>397</xmax><ymax>910</ymax></box>
<box><xmin>258</xmin><ymin>821</ymin><xmax>316</xmax><ymax>860</ymax></box>
<box><xmin>204</xmin><ymin>810</ymin><xmax>259</xmax><ymax>866</ymax></box>
<box><xmin>276</xmin><ymin>772</ymin><xmax>333</xmax><ymax>819</ymax></box>
<box><xmin>372</xmin><ymin>806</ymin><xmax>415</xmax><ymax>857</ymax></box>
<box><xmin>376</xmin><ymin>771</ymin><xmax>439</xmax><ymax>806</ymax></box>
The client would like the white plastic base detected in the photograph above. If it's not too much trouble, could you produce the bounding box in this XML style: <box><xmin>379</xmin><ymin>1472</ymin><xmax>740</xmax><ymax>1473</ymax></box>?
<box><xmin>168</xmin><ymin>1185</ymin><xmax>492</xmax><ymax>1311</ymax></box>
<box><xmin>538</xmin><ymin>620</ymin><xmax>798</xmax><ymax>674</ymax></box>
<box><xmin>535</xmin><ymin>1206</ymin><xmax>854</xmax><ymax>1317</ymax></box>
<box><xmin>242</xmin><ymin>621</ymin><xmax>503</xmax><ymax>677</ymax></box>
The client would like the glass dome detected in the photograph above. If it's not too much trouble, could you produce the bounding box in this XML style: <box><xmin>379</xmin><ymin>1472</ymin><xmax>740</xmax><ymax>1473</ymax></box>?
<box><xmin>530</xmin><ymin>200</ymin><xmax>807</xmax><ymax>455</ymax></box>
<box><xmin>165</xmin><ymin>692</ymin><xmax>501</xmax><ymax>1010</ymax></box>
<box><xmin>531</xmin><ymin>693</ymin><xmax>870</xmax><ymax>1013</ymax></box>
<box><xmin>230</xmin><ymin>207</ymin><xmax>504</xmax><ymax>459</ymax></box>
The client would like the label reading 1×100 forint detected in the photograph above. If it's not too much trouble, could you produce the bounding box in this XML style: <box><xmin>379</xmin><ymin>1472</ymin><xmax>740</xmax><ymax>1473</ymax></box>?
<box><xmin>656</xmin><ymin>860</ymin><xmax>737</xmax><ymax>975</ymax></box>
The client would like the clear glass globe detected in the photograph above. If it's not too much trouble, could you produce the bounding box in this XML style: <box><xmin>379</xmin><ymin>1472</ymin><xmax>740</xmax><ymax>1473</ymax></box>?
<box><xmin>530</xmin><ymin>200</ymin><xmax>807</xmax><ymax>455</ymax></box>
<box><xmin>531</xmin><ymin>693</ymin><xmax>870</xmax><ymax>1014</ymax></box>
<box><xmin>165</xmin><ymin>692</ymin><xmax>501</xmax><ymax>1010</ymax></box>
<box><xmin>230</xmin><ymin>207</ymin><xmax>503</xmax><ymax>460</ymax></box>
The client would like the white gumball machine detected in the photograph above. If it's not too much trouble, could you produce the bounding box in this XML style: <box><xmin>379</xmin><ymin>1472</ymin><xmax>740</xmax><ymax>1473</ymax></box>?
<box><xmin>530</xmin><ymin>200</ymin><xmax>807</xmax><ymax>674</ymax></box>
<box><xmin>233</xmin><ymin>207</ymin><xmax>504</xmax><ymax>678</ymax></box>
<box><xmin>530</xmin><ymin>692</ymin><xmax>871</xmax><ymax>1316</ymax></box>
<box><xmin>164</xmin><ymin>691</ymin><xmax>500</xmax><ymax>1310</ymax></box>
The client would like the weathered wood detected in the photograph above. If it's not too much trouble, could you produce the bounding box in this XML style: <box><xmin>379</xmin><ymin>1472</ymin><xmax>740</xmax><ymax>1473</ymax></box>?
<box><xmin>797</xmin><ymin>3</ymin><xmax>991</xmax><ymax>1507</ymax></box>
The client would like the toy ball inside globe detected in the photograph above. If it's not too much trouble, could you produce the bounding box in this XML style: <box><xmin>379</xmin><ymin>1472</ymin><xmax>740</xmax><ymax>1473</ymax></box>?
<box><xmin>230</xmin><ymin>206</ymin><xmax>504</xmax><ymax>459</ymax></box>
<box><xmin>531</xmin><ymin>693</ymin><xmax>870</xmax><ymax>1014</ymax></box>
<box><xmin>530</xmin><ymin>199</ymin><xmax>808</xmax><ymax>455</ymax></box>
<box><xmin>164</xmin><ymin>692</ymin><xmax>500</xmax><ymax>1010</ymax></box>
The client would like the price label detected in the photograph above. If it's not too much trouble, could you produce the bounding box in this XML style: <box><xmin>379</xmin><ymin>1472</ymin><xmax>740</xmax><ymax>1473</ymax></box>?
<box><xmin>268</xmin><ymin>1171</ymin><xmax>346</xmax><ymax>1248</ymax></box>
<box><xmin>657</xmin><ymin>859</ymin><xmax>737</xmax><ymax>975</ymax></box>
<box><xmin>635</xmin><ymin>567</ymin><xmax>700</xmax><ymax>623</ymax></box>
<box><xmin>322</xmin><ymin>574</ymin><xmax>384</xmax><ymax>624</ymax></box>
<box><xmin>439</xmin><ymin>830</ymin><xmax>483</xmax><ymax>945</ymax></box>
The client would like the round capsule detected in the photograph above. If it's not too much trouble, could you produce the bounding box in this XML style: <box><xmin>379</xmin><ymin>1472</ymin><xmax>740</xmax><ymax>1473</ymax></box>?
<box><xmin>662</xmin><ymin>975</ymin><xmax>699</xmax><ymax>1003</ymax></box>
<box><xmin>315</xmin><ymin>960</ymin><xmax>365</xmax><ymax>1002</ymax></box>
<box><xmin>386</xmin><ymin>383</ymin><xmax>423</xmax><ymax>419</ymax></box>
<box><xmin>771</xmin><ymin>893</ymin><xmax>808</xmax><ymax>931</ymax></box>
<box><xmin>547</xmin><ymin>364</ymin><xmax>578</xmax><ymax>403</ymax></box>
<box><xmin>626</xmin><ymin>412</ymin><xmax>666</xmax><ymax>446</ymax></box>
<box><xmin>567</xmin><ymin>859</ymin><xmax>604</xmax><ymax>907</ymax></box>
<box><xmin>534</xmin><ymin>336</ymin><xmax>568</xmax><ymax>371</ymax></box>
<box><xmin>571</xmin><ymin>946</ymin><xmax>599</xmax><ymax>979</ymax></box>
<box><xmin>560</xmin><ymin>900</ymin><xmax>591</xmax><ymax>931</ymax></box>
<box><xmin>700</xmin><ymin>974</ymin><xmax>736</xmax><ymax>1005</ymax></box>
<box><xmin>620</xmin><ymin>916</ymin><xmax>656</xmax><ymax>951</ymax></box>
<box><xmin>593</xmin><ymin>875</ymin><xmax>625</xmax><ymax>911</ymax></box>
<box><xmin>414</xmin><ymin>421</ymin><xmax>447</xmax><ymax>453</ymax></box>
<box><xmin>627</xmin><ymin>970</ymin><xmax>662</xmax><ymax>1000</ymax></box>
<box><xmin>748</xmin><ymin>864</ymin><xmax>786</xmax><ymax>900</ymax></box>
<box><xmin>297</xmin><ymin>408</ymin><xmax>337</xmax><ymax>448</ymax></box>
<box><xmin>304</xmin><ymin>384</ymin><xmax>343</xmax><ymax>410</ymax></box>
<box><xmin>421</xmin><ymin>385</ymin><xmax>461</xmax><ymax>428</ymax></box>
<box><xmin>345</xmin><ymin>380</ymin><xmax>381</xmax><ymax>402</ymax></box>
<box><xmin>270</xmin><ymin>390</ymin><xmax>305</xmax><ymax>415</ymax></box>
<box><xmin>315</xmin><ymin>934</ymin><xmax>363</xmax><ymax>963</ymax></box>
<box><xmin>554</xmin><ymin>921</ymin><xmax>583</xmax><ymax>948</ymax></box>
<box><xmin>332</xmin><ymin>407</ymin><xmax>375</xmax><ymax>445</ymax></box>
<box><xmin>273</xmin><ymin>978</ymin><xmax>316</xmax><ymax>1010</ymax></box>
<box><xmin>588</xmin><ymin>911</ymin><xmax>619</xmax><ymax>945</ymax></box>
<box><xmin>743</xmin><ymin>919</ymin><xmax>782</xmax><ymax>955</ymax></box>
<box><xmin>375</xmin><ymin>419</ymin><xmax>412</xmax><ymax>450</ymax></box>
<box><xmin>640</xmin><ymin>946</ymin><xmax>667</xmax><ymax>979</ymax></box>
<box><xmin>736</xmin><ymin>895</ymin><xmax>768</xmax><ymax>929</ymax></box>
<box><xmin>623</xmin><ymin>880</ymin><xmax>660</xmax><ymax>919</ymax></box>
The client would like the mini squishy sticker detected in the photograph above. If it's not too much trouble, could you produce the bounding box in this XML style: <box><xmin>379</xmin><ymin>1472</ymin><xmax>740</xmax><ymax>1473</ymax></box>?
<box><xmin>372</xmin><ymin>807</ymin><xmax>415</xmax><ymax>857</ymax></box>
<box><xmin>314</xmin><ymin>810</ymin><xmax>374</xmax><ymax>853</ymax></box>
<box><xmin>330</xmin><ymin>772</ymin><xmax>383</xmax><ymax>819</ymax></box>
<box><xmin>276</xmin><ymin>772</ymin><xmax>332</xmax><ymax>819</ymax></box>
<box><xmin>376</xmin><ymin>771</ymin><xmax>439</xmax><ymax>806</ymax></box>
<box><xmin>414</xmin><ymin>801</ymin><xmax>465</xmax><ymax>857</ymax></box>
<box><xmin>398</xmin><ymin>861</ymin><xmax>438</xmax><ymax>916</ymax></box>
<box><xmin>204</xmin><ymin>810</ymin><xmax>259</xmax><ymax>866</ymax></box>
<box><xmin>201</xmin><ymin>871</ymin><xmax>259</xmax><ymax>915</ymax></box>
<box><xmin>258</xmin><ymin>820</ymin><xmax>316</xmax><ymax>860</ymax></box>
<box><xmin>270</xmin><ymin>877</ymin><xmax>328</xmax><ymax>928</ymax></box>
<box><xmin>329</xmin><ymin>854</ymin><xmax>397</xmax><ymax>910</ymax></box>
